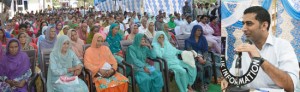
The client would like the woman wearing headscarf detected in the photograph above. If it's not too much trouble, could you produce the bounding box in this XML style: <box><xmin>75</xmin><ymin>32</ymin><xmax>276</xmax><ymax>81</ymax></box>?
<box><xmin>38</xmin><ymin>26</ymin><xmax>57</xmax><ymax>66</ymax></box>
<box><xmin>126</xmin><ymin>33</ymin><xmax>164</xmax><ymax>92</ymax></box>
<box><xmin>57</xmin><ymin>25</ymin><xmax>70</xmax><ymax>38</ymax></box>
<box><xmin>184</xmin><ymin>25</ymin><xmax>212</xmax><ymax>91</ymax></box>
<box><xmin>106</xmin><ymin>23</ymin><xmax>124</xmax><ymax>64</ymax></box>
<box><xmin>55</xmin><ymin>22</ymin><xmax>63</xmax><ymax>34</ymax></box>
<box><xmin>37</xmin><ymin>26</ymin><xmax>48</xmax><ymax>47</ymax></box>
<box><xmin>77</xmin><ymin>23</ymin><xmax>89</xmax><ymax>42</ymax></box>
<box><xmin>86</xmin><ymin>26</ymin><xmax>100</xmax><ymax>44</ymax></box>
<box><xmin>209</xmin><ymin>16</ymin><xmax>221</xmax><ymax>36</ymax></box>
<box><xmin>125</xmin><ymin>24</ymin><xmax>139</xmax><ymax>41</ymax></box>
<box><xmin>168</xmin><ymin>16</ymin><xmax>176</xmax><ymax>30</ymax></box>
<box><xmin>145</xmin><ymin>22</ymin><xmax>156</xmax><ymax>39</ymax></box>
<box><xmin>84</xmin><ymin>33</ymin><xmax>128</xmax><ymax>92</ymax></box>
<box><xmin>67</xmin><ymin>29</ymin><xmax>84</xmax><ymax>60</ymax></box>
<box><xmin>0</xmin><ymin>29</ymin><xmax>7</xmax><ymax>46</ymax></box>
<box><xmin>152</xmin><ymin>31</ymin><xmax>197</xmax><ymax>92</ymax></box>
<box><xmin>17</xmin><ymin>32</ymin><xmax>34</xmax><ymax>51</ymax></box>
<box><xmin>0</xmin><ymin>42</ymin><xmax>3</xmax><ymax>58</ymax></box>
<box><xmin>36</xmin><ymin>21</ymin><xmax>48</xmax><ymax>37</ymax></box>
<box><xmin>161</xmin><ymin>23</ymin><xmax>177</xmax><ymax>46</ymax></box>
<box><xmin>47</xmin><ymin>35</ymin><xmax>88</xmax><ymax>92</ymax></box>
<box><xmin>0</xmin><ymin>39</ymin><xmax>32</xmax><ymax>92</ymax></box>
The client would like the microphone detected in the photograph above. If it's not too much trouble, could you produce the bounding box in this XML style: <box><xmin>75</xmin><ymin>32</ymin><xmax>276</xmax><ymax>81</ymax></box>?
<box><xmin>220</xmin><ymin>38</ymin><xmax>260</xmax><ymax>92</ymax></box>
<box><xmin>235</xmin><ymin>39</ymin><xmax>253</xmax><ymax>76</ymax></box>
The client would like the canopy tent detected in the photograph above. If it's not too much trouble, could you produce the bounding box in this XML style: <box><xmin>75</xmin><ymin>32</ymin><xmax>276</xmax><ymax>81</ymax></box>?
<box><xmin>94</xmin><ymin>0</ymin><xmax>192</xmax><ymax>15</ymax></box>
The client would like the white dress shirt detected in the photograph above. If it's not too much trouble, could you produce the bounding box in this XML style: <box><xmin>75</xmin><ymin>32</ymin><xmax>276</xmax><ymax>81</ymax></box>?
<box><xmin>138</xmin><ymin>25</ymin><xmax>148</xmax><ymax>34</ymax></box>
<box><xmin>230</xmin><ymin>34</ymin><xmax>299</xmax><ymax>89</ymax></box>
<box><xmin>180</xmin><ymin>21</ymin><xmax>197</xmax><ymax>35</ymax></box>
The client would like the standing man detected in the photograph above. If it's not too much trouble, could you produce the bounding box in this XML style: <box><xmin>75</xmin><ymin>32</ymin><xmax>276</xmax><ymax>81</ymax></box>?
<box><xmin>221</xmin><ymin>6</ymin><xmax>299</xmax><ymax>92</ymax></box>
<box><xmin>182</xmin><ymin>1</ymin><xmax>191</xmax><ymax>15</ymax></box>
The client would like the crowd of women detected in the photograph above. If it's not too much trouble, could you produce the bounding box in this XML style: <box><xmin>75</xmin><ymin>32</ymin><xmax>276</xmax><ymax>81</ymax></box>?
<box><xmin>0</xmin><ymin>6</ymin><xmax>221</xmax><ymax>92</ymax></box>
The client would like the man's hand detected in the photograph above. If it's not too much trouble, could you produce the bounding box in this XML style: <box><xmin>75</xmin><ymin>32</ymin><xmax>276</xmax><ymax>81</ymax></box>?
<box><xmin>235</xmin><ymin>43</ymin><xmax>261</xmax><ymax>58</ymax></box>
<box><xmin>221</xmin><ymin>79</ymin><xmax>228</xmax><ymax>92</ymax></box>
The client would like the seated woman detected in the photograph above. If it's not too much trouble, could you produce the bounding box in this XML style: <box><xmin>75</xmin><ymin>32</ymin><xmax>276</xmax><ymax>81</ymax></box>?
<box><xmin>47</xmin><ymin>35</ymin><xmax>88</xmax><ymax>92</ymax></box>
<box><xmin>145</xmin><ymin>22</ymin><xmax>156</xmax><ymax>39</ymax></box>
<box><xmin>37</xmin><ymin>26</ymin><xmax>48</xmax><ymax>47</ymax></box>
<box><xmin>125</xmin><ymin>24</ymin><xmax>139</xmax><ymax>41</ymax></box>
<box><xmin>84</xmin><ymin>33</ymin><xmax>128</xmax><ymax>92</ymax></box>
<box><xmin>106</xmin><ymin>23</ymin><xmax>124</xmax><ymax>64</ymax></box>
<box><xmin>77</xmin><ymin>23</ymin><xmax>89</xmax><ymax>42</ymax></box>
<box><xmin>67</xmin><ymin>29</ymin><xmax>84</xmax><ymax>60</ymax></box>
<box><xmin>161</xmin><ymin>23</ymin><xmax>177</xmax><ymax>46</ymax></box>
<box><xmin>38</xmin><ymin>26</ymin><xmax>57</xmax><ymax>70</ymax></box>
<box><xmin>18</xmin><ymin>33</ymin><xmax>34</xmax><ymax>51</ymax></box>
<box><xmin>0</xmin><ymin>39</ymin><xmax>32</xmax><ymax>92</ymax></box>
<box><xmin>184</xmin><ymin>25</ymin><xmax>212</xmax><ymax>91</ymax></box>
<box><xmin>152</xmin><ymin>31</ymin><xmax>197</xmax><ymax>92</ymax></box>
<box><xmin>57</xmin><ymin>25</ymin><xmax>70</xmax><ymax>37</ymax></box>
<box><xmin>126</xmin><ymin>33</ymin><xmax>164</xmax><ymax>92</ymax></box>
<box><xmin>0</xmin><ymin>29</ymin><xmax>8</xmax><ymax>47</ymax></box>
<box><xmin>86</xmin><ymin>26</ymin><xmax>100</xmax><ymax>44</ymax></box>
<box><xmin>0</xmin><ymin>42</ymin><xmax>2</xmax><ymax>57</ymax></box>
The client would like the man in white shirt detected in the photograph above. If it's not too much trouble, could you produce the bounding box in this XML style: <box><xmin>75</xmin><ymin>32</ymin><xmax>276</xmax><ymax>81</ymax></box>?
<box><xmin>221</xmin><ymin>6</ymin><xmax>299</xmax><ymax>92</ymax></box>
<box><xmin>191</xmin><ymin>15</ymin><xmax>201</xmax><ymax>25</ymax></box>
<box><xmin>4</xmin><ymin>22</ymin><xmax>14</xmax><ymax>34</ymax></box>
<box><xmin>195</xmin><ymin>3</ymin><xmax>203</xmax><ymax>16</ymax></box>
<box><xmin>139</xmin><ymin>18</ymin><xmax>148</xmax><ymax>34</ymax></box>
<box><xmin>180</xmin><ymin>15</ymin><xmax>196</xmax><ymax>35</ymax></box>
<box><xmin>174</xmin><ymin>14</ymin><xmax>183</xmax><ymax>26</ymax></box>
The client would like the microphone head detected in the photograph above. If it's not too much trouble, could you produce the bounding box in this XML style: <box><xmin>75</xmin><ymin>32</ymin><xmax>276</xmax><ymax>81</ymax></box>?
<box><xmin>245</xmin><ymin>38</ymin><xmax>253</xmax><ymax>45</ymax></box>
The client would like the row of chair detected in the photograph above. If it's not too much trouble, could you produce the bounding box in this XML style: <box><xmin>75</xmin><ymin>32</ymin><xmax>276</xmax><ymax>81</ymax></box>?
<box><xmin>24</xmin><ymin>34</ymin><xmax>221</xmax><ymax>92</ymax></box>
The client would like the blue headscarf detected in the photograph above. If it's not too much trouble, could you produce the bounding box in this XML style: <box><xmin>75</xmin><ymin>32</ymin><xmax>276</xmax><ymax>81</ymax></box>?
<box><xmin>185</xmin><ymin>25</ymin><xmax>208</xmax><ymax>53</ymax></box>
<box><xmin>106</xmin><ymin>23</ymin><xmax>123</xmax><ymax>54</ymax></box>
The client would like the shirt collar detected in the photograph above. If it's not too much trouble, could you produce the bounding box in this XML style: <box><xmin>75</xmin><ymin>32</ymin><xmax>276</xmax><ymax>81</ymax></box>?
<box><xmin>265</xmin><ymin>33</ymin><xmax>274</xmax><ymax>46</ymax></box>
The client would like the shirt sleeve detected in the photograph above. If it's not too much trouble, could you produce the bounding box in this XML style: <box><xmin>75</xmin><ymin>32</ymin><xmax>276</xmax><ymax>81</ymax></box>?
<box><xmin>277</xmin><ymin>40</ymin><xmax>299</xmax><ymax>89</ymax></box>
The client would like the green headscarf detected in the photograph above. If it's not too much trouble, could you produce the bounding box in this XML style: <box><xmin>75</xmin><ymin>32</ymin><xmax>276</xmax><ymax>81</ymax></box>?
<box><xmin>126</xmin><ymin>33</ymin><xmax>149</xmax><ymax>71</ymax></box>
<box><xmin>106</xmin><ymin>23</ymin><xmax>123</xmax><ymax>54</ymax></box>
<box><xmin>168</xmin><ymin>16</ymin><xmax>176</xmax><ymax>29</ymax></box>
<box><xmin>69</xmin><ymin>23</ymin><xmax>79</xmax><ymax>29</ymax></box>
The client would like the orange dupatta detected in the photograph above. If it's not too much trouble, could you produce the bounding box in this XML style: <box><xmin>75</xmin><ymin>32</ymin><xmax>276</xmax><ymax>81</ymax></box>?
<box><xmin>84</xmin><ymin>33</ymin><xmax>118</xmax><ymax>79</ymax></box>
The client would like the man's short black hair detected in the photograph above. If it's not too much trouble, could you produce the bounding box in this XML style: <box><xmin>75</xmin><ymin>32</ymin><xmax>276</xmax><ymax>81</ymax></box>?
<box><xmin>186</xmin><ymin>15</ymin><xmax>192</xmax><ymax>19</ymax></box>
<box><xmin>210</xmin><ymin>16</ymin><xmax>217</xmax><ymax>22</ymax></box>
<box><xmin>19</xmin><ymin>23</ymin><xmax>27</xmax><ymax>29</ymax></box>
<box><xmin>244</xmin><ymin>6</ymin><xmax>271</xmax><ymax>30</ymax></box>
<box><xmin>200</xmin><ymin>15</ymin><xmax>209</xmax><ymax>20</ymax></box>
<box><xmin>197</xmin><ymin>15</ymin><xmax>202</xmax><ymax>18</ymax></box>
